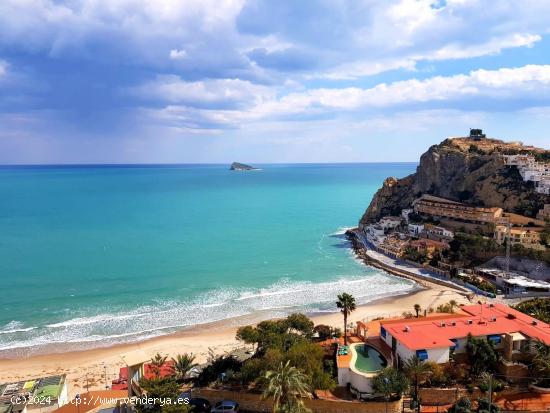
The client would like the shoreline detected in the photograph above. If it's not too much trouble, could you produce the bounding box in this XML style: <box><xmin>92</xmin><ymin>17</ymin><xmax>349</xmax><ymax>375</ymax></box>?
<box><xmin>0</xmin><ymin>230</ymin><xmax>476</xmax><ymax>395</ymax></box>
<box><xmin>345</xmin><ymin>228</ymin><xmax>472</xmax><ymax>294</ymax></box>
<box><xmin>0</xmin><ymin>280</ymin><xmax>471</xmax><ymax>396</ymax></box>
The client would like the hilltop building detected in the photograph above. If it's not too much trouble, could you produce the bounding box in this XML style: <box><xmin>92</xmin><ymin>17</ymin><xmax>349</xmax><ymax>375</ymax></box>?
<box><xmin>469</xmin><ymin>128</ymin><xmax>486</xmax><ymax>140</ymax></box>
<box><xmin>413</xmin><ymin>195</ymin><xmax>503</xmax><ymax>224</ymax></box>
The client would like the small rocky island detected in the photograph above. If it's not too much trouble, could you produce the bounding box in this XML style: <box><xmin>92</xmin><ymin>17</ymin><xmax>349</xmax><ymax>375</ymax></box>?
<box><xmin>230</xmin><ymin>162</ymin><xmax>258</xmax><ymax>171</ymax></box>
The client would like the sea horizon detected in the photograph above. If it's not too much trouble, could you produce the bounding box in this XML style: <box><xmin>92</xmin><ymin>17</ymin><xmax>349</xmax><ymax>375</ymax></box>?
<box><xmin>0</xmin><ymin>161</ymin><xmax>418</xmax><ymax>168</ymax></box>
<box><xmin>0</xmin><ymin>162</ymin><xmax>417</xmax><ymax>357</ymax></box>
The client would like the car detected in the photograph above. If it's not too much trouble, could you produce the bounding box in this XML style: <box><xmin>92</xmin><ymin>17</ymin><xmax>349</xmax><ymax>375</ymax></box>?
<box><xmin>176</xmin><ymin>393</ymin><xmax>211</xmax><ymax>413</ymax></box>
<box><xmin>210</xmin><ymin>400</ymin><xmax>239</xmax><ymax>412</ymax></box>
<box><xmin>187</xmin><ymin>398</ymin><xmax>211</xmax><ymax>413</ymax></box>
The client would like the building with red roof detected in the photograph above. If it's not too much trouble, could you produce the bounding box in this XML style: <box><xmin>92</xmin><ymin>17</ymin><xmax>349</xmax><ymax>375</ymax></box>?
<box><xmin>379</xmin><ymin>303</ymin><xmax>550</xmax><ymax>370</ymax></box>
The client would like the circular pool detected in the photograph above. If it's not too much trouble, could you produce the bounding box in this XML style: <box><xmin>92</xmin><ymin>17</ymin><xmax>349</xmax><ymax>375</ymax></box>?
<box><xmin>348</xmin><ymin>343</ymin><xmax>388</xmax><ymax>393</ymax></box>
<box><xmin>353</xmin><ymin>343</ymin><xmax>387</xmax><ymax>373</ymax></box>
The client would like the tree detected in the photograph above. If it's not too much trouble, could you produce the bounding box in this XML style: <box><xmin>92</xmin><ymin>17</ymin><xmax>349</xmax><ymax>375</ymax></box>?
<box><xmin>532</xmin><ymin>340</ymin><xmax>550</xmax><ymax>387</ymax></box>
<box><xmin>150</xmin><ymin>353</ymin><xmax>168</xmax><ymax>378</ymax></box>
<box><xmin>263</xmin><ymin>361</ymin><xmax>311</xmax><ymax>413</ymax></box>
<box><xmin>313</xmin><ymin>324</ymin><xmax>332</xmax><ymax>341</ymax></box>
<box><xmin>449</xmin><ymin>300</ymin><xmax>458</xmax><ymax>313</ymax></box>
<box><xmin>195</xmin><ymin>354</ymin><xmax>243</xmax><ymax>387</ymax></box>
<box><xmin>171</xmin><ymin>353</ymin><xmax>197</xmax><ymax>381</ymax></box>
<box><xmin>137</xmin><ymin>377</ymin><xmax>190</xmax><ymax>413</ymax></box>
<box><xmin>285</xmin><ymin>341</ymin><xmax>335</xmax><ymax>392</ymax></box>
<box><xmin>336</xmin><ymin>293</ymin><xmax>356</xmax><ymax>345</ymax></box>
<box><xmin>466</xmin><ymin>334</ymin><xmax>499</xmax><ymax>375</ymax></box>
<box><xmin>372</xmin><ymin>367</ymin><xmax>409</xmax><ymax>400</ymax></box>
<box><xmin>513</xmin><ymin>298</ymin><xmax>550</xmax><ymax>323</ymax></box>
<box><xmin>477</xmin><ymin>397</ymin><xmax>500</xmax><ymax>413</ymax></box>
<box><xmin>447</xmin><ymin>397</ymin><xmax>473</xmax><ymax>413</ymax></box>
<box><xmin>285</xmin><ymin>313</ymin><xmax>315</xmax><ymax>338</ymax></box>
<box><xmin>403</xmin><ymin>355</ymin><xmax>432</xmax><ymax>409</ymax></box>
<box><xmin>236</xmin><ymin>325</ymin><xmax>261</xmax><ymax>353</ymax></box>
<box><xmin>413</xmin><ymin>304</ymin><xmax>421</xmax><ymax>318</ymax></box>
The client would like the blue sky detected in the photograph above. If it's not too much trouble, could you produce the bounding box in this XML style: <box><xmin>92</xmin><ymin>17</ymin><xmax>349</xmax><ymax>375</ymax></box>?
<box><xmin>1</xmin><ymin>0</ymin><xmax>550</xmax><ymax>164</ymax></box>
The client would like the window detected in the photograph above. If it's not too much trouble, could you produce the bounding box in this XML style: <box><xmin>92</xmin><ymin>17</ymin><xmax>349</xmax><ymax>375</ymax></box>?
<box><xmin>380</xmin><ymin>326</ymin><xmax>386</xmax><ymax>338</ymax></box>
<box><xmin>488</xmin><ymin>334</ymin><xmax>501</xmax><ymax>345</ymax></box>
<box><xmin>416</xmin><ymin>349</ymin><xmax>428</xmax><ymax>361</ymax></box>
<box><xmin>450</xmin><ymin>339</ymin><xmax>458</xmax><ymax>350</ymax></box>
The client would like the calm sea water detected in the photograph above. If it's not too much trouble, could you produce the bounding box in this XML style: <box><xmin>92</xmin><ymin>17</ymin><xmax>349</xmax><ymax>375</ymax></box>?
<box><xmin>0</xmin><ymin>163</ymin><xmax>416</xmax><ymax>356</ymax></box>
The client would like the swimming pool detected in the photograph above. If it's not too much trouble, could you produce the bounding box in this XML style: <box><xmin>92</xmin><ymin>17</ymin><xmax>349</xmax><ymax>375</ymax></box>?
<box><xmin>352</xmin><ymin>344</ymin><xmax>387</xmax><ymax>373</ymax></box>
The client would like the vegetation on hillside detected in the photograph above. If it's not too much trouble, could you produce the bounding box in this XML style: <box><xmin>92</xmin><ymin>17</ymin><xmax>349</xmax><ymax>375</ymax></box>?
<box><xmin>226</xmin><ymin>313</ymin><xmax>336</xmax><ymax>394</ymax></box>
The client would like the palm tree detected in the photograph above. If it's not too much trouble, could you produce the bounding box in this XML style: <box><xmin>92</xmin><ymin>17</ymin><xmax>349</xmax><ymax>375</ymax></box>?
<box><xmin>171</xmin><ymin>353</ymin><xmax>198</xmax><ymax>380</ymax></box>
<box><xmin>372</xmin><ymin>367</ymin><xmax>409</xmax><ymax>400</ymax></box>
<box><xmin>263</xmin><ymin>361</ymin><xmax>311</xmax><ymax>413</ymax></box>
<box><xmin>336</xmin><ymin>293</ymin><xmax>356</xmax><ymax>345</ymax></box>
<box><xmin>413</xmin><ymin>304</ymin><xmax>421</xmax><ymax>318</ymax></box>
<box><xmin>449</xmin><ymin>300</ymin><xmax>458</xmax><ymax>313</ymax></box>
<box><xmin>403</xmin><ymin>355</ymin><xmax>433</xmax><ymax>411</ymax></box>
<box><xmin>150</xmin><ymin>353</ymin><xmax>168</xmax><ymax>378</ymax></box>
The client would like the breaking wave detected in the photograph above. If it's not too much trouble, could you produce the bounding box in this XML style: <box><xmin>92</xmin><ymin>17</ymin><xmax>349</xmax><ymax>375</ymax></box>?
<box><xmin>0</xmin><ymin>272</ymin><xmax>415</xmax><ymax>357</ymax></box>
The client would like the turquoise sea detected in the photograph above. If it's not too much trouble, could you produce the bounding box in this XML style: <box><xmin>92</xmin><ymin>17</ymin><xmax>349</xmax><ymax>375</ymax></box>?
<box><xmin>0</xmin><ymin>163</ymin><xmax>416</xmax><ymax>356</ymax></box>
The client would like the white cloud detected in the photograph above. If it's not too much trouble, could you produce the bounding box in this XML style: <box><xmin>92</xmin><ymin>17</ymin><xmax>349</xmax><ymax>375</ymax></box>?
<box><xmin>143</xmin><ymin>64</ymin><xmax>550</xmax><ymax>130</ymax></box>
<box><xmin>270</xmin><ymin>64</ymin><xmax>550</xmax><ymax>113</ymax></box>
<box><xmin>169</xmin><ymin>49</ymin><xmax>187</xmax><ymax>60</ymax></box>
<box><xmin>127</xmin><ymin>75</ymin><xmax>274</xmax><ymax>107</ymax></box>
<box><xmin>0</xmin><ymin>0</ymin><xmax>549</xmax><ymax>81</ymax></box>
<box><xmin>0</xmin><ymin>60</ymin><xmax>7</xmax><ymax>77</ymax></box>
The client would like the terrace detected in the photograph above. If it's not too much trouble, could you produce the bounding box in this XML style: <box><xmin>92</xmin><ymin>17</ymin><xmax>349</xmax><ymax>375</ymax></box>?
<box><xmin>0</xmin><ymin>375</ymin><xmax>68</xmax><ymax>413</ymax></box>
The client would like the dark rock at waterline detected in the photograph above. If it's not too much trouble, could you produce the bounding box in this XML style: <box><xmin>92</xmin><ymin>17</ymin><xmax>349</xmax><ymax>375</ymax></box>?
<box><xmin>230</xmin><ymin>162</ymin><xmax>257</xmax><ymax>171</ymax></box>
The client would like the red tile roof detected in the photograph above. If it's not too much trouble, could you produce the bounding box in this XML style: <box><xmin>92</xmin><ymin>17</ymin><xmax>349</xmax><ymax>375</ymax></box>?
<box><xmin>380</xmin><ymin>303</ymin><xmax>550</xmax><ymax>350</ymax></box>
<box><xmin>143</xmin><ymin>361</ymin><xmax>174</xmax><ymax>380</ymax></box>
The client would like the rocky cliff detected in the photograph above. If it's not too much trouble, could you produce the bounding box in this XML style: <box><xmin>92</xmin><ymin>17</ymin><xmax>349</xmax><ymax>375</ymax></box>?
<box><xmin>360</xmin><ymin>136</ymin><xmax>550</xmax><ymax>226</ymax></box>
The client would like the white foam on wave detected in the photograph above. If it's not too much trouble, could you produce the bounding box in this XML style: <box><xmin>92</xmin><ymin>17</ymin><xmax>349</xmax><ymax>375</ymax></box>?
<box><xmin>331</xmin><ymin>226</ymin><xmax>354</xmax><ymax>236</ymax></box>
<box><xmin>0</xmin><ymin>271</ymin><xmax>415</xmax><ymax>355</ymax></box>
<box><xmin>0</xmin><ymin>321</ymin><xmax>36</xmax><ymax>335</ymax></box>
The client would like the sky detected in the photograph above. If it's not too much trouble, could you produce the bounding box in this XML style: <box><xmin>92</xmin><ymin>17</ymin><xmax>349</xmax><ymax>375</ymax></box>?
<box><xmin>1</xmin><ymin>0</ymin><xmax>550</xmax><ymax>164</ymax></box>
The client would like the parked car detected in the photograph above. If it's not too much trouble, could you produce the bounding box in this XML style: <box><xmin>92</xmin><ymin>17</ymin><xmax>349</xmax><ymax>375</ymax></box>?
<box><xmin>210</xmin><ymin>400</ymin><xmax>239</xmax><ymax>412</ymax></box>
<box><xmin>187</xmin><ymin>398</ymin><xmax>211</xmax><ymax>413</ymax></box>
<box><xmin>176</xmin><ymin>393</ymin><xmax>211</xmax><ymax>413</ymax></box>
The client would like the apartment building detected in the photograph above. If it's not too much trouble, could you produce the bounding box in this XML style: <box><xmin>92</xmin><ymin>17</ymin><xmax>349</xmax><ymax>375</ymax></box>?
<box><xmin>503</xmin><ymin>154</ymin><xmax>550</xmax><ymax>195</ymax></box>
<box><xmin>413</xmin><ymin>195</ymin><xmax>503</xmax><ymax>224</ymax></box>
<box><xmin>494</xmin><ymin>224</ymin><xmax>545</xmax><ymax>251</ymax></box>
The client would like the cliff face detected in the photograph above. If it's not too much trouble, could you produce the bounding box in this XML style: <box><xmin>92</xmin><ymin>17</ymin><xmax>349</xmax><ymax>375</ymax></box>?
<box><xmin>359</xmin><ymin>137</ymin><xmax>550</xmax><ymax>226</ymax></box>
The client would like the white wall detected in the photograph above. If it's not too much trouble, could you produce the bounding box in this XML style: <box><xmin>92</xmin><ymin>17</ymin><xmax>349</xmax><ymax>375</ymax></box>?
<box><xmin>337</xmin><ymin>367</ymin><xmax>350</xmax><ymax>387</ymax></box>
<box><xmin>426</xmin><ymin>347</ymin><xmax>450</xmax><ymax>364</ymax></box>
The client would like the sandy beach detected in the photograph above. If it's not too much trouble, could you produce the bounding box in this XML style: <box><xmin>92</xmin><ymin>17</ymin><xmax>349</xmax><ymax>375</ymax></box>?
<box><xmin>0</xmin><ymin>279</ymin><xmax>474</xmax><ymax>397</ymax></box>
